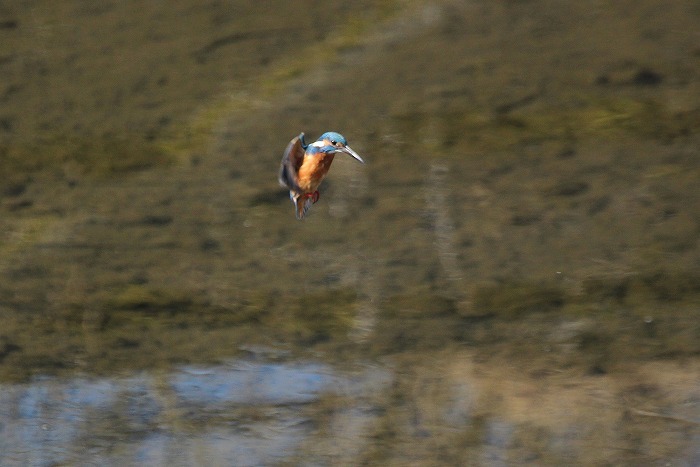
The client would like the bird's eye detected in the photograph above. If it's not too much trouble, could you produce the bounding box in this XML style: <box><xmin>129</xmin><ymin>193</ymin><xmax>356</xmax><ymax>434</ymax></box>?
<box><xmin>331</xmin><ymin>140</ymin><xmax>337</xmax><ymax>145</ymax></box>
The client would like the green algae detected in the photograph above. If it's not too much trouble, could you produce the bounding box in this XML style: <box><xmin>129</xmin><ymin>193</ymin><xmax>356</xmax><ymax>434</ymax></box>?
<box><xmin>393</xmin><ymin>96</ymin><xmax>700</xmax><ymax>154</ymax></box>
<box><xmin>472</xmin><ymin>282</ymin><xmax>566</xmax><ymax>317</ymax></box>
<box><xmin>0</xmin><ymin>134</ymin><xmax>172</xmax><ymax>190</ymax></box>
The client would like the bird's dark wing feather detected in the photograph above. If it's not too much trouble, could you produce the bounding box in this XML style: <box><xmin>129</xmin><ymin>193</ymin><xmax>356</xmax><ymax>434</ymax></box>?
<box><xmin>278</xmin><ymin>134</ymin><xmax>306</xmax><ymax>193</ymax></box>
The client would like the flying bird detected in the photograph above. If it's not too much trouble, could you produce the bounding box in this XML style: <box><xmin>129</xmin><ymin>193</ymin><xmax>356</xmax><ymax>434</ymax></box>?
<box><xmin>278</xmin><ymin>131</ymin><xmax>365</xmax><ymax>219</ymax></box>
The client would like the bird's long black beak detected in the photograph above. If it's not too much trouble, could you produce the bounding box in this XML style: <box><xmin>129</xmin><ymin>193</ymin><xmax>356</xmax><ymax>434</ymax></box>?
<box><xmin>340</xmin><ymin>145</ymin><xmax>365</xmax><ymax>164</ymax></box>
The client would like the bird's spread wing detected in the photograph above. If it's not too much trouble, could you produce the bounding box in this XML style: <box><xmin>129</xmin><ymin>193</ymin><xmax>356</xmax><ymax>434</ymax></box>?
<box><xmin>278</xmin><ymin>134</ymin><xmax>306</xmax><ymax>193</ymax></box>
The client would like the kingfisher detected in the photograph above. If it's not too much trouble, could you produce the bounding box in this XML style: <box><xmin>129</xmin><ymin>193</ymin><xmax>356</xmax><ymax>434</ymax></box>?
<box><xmin>278</xmin><ymin>131</ymin><xmax>365</xmax><ymax>219</ymax></box>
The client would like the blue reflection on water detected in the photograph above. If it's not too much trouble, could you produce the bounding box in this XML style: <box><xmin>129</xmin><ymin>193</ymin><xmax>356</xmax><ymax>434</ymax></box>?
<box><xmin>172</xmin><ymin>362</ymin><xmax>330</xmax><ymax>405</ymax></box>
<box><xmin>0</xmin><ymin>360</ymin><xmax>389</xmax><ymax>466</ymax></box>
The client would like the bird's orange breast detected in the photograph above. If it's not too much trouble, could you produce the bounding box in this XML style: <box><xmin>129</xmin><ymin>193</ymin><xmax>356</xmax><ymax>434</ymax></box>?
<box><xmin>296</xmin><ymin>153</ymin><xmax>335</xmax><ymax>192</ymax></box>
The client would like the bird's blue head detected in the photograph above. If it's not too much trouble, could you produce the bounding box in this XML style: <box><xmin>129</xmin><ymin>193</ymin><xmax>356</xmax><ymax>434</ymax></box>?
<box><xmin>309</xmin><ymin>131</ymin><xmax>364</xmax><ymax>163</ymax></box>
<box><xmin>317</xmin><ymin>131</ymin><xmax>347</xmax><ymax>146</ymax></box>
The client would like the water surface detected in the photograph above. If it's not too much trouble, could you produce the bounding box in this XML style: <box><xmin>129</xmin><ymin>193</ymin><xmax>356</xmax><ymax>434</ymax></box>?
<box><xmin>0</xmin><ymin>0</ymin><xmax>698</xmax><ymax>464</ymax></box>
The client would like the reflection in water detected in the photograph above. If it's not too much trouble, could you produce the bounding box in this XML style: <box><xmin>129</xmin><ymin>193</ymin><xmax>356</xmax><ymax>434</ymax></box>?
<box><xmin>0</xmin><ymin>360</ymin><xmax>391</xmax><ymax>466</ymax></box>
<box><xmin>3</xmin><ymin>353</ymin><xmax>698</xmax><ymax>465</ymax></box>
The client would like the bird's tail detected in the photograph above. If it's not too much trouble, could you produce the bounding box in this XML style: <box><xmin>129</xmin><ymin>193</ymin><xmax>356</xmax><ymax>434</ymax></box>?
<box><xmin>292</xmin><ymin>192</ymin><xmax>313</xmax><ymax>220</ymax></box>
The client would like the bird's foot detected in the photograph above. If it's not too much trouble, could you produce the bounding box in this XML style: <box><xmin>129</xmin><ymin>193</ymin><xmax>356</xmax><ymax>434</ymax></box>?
<box><xmin>302</xmin><ymin>191</ymin><xmax>320</xmax><ymax>204</ymax></box>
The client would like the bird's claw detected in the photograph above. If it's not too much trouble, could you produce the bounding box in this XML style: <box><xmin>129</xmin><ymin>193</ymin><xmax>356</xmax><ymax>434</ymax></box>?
<box><xmin>302</xmin><ymin>191</ymin><xmax>320</xmax><ymax>204</ymax></box>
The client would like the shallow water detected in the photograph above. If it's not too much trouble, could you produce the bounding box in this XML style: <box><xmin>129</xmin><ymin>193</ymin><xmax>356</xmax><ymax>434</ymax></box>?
<box><xmin>1</xmin><ymin>0</ymin><xmax>699</xmax><ymax>465</ymax></box>
<box><xmin>2</xmin><ymin>354</ymin><xmax>698</xmax><ymax>465</ymax></box>
<box><xmin>0</xmin><ymin>357</ymin><xmax>391</xmax><ymax>466</ymax></box>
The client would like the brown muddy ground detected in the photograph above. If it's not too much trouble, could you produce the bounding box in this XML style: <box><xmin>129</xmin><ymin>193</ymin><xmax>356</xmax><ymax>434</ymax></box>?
<box><xmin>0</xmin><ymin>0</ymin><xmax>699</xmax><ymax>465</ymax></box>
